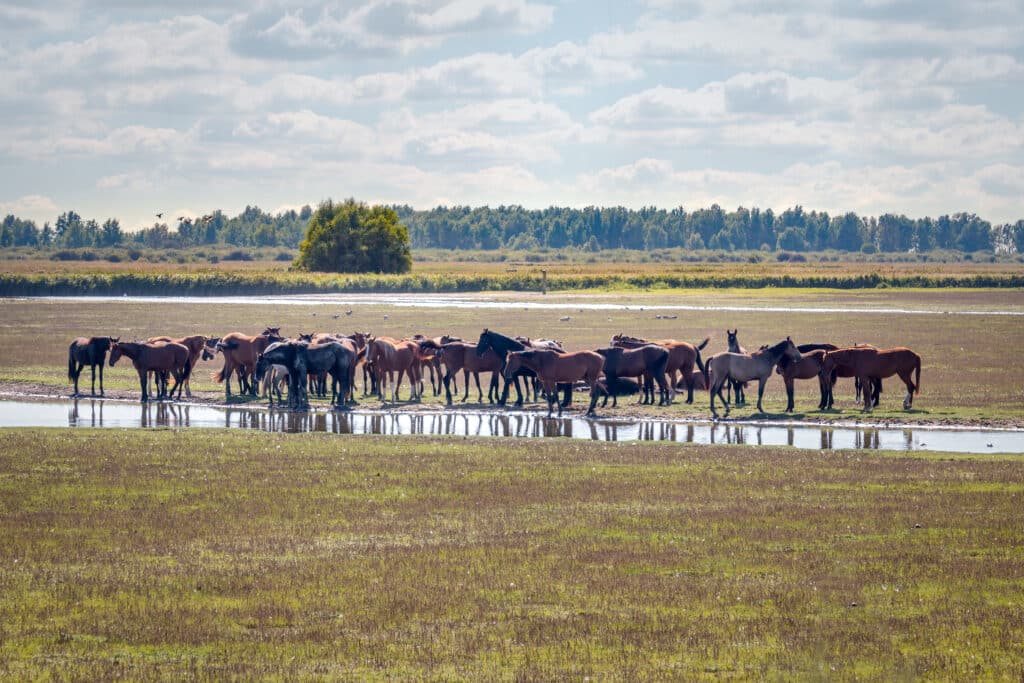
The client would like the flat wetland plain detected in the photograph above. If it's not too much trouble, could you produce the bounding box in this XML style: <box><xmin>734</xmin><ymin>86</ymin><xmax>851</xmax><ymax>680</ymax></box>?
<box><xmin>2</xmin><ymin>260</ymin><xmax>1024</xmax><ymax>679</ymax></box>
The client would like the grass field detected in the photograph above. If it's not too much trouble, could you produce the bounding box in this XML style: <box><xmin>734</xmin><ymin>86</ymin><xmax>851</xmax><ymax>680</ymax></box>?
<box><xmin>1</xmin><ymin>429</ymin><xmax>1022</xmax><ymax>679</ymax></box>
<box><xmin>1</xmin><ymin>288</ymin><xmax>1022</xmax><ymax>425</ymax></box>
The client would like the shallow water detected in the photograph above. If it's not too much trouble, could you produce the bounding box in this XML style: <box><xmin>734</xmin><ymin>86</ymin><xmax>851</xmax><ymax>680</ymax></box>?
<box><xmin>1</xmin><ymin>398</ymin><xmax>1021</xmax><ymax>454</ymax></box>
<box><xmin>24</xmin><ymin>295</ymin><xmax>1024</xmax><ymax>316</ymax></box>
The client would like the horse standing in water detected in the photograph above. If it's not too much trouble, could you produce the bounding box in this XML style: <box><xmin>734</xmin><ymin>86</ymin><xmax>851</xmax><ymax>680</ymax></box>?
<box><xmin>68</xmin><ymin>336</ymin><xmax>118</xmax><ymax>397</ymax></box>
<box><xmin>109</xmin><ymin>340</ymin><xmax>192</xmax><ymax>402</ymax></box>
<box><xmin>212</xmin><ymin>327</ymin><xmax>283</xmax><ymax>398</ymax></box>
<box><xmin>820</xmin><ymin>347</ymin><xmax>921</xmax><ymax>412</ymax></box>
<box><xmin>147</xmin><ymin>334</ymin><xmax>213</xmax><ymax>398</ymax></box>
<box><xmin>476</xmin><ymin>329</ymin><xmax>571</xmax><ymax>407</ymax></box>
<box><xmin>503</xmin><ymin>349</ymin><xmax>604</xmax><ymax>417</ymax></box>
<box><xmin>708</xmin><ymin>338</ymin><xmax>802</xmax><ymax>418</ymax></box>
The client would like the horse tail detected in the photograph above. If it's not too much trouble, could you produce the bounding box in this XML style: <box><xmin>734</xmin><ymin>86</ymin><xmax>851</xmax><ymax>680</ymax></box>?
<box><xmin>914</xmin><ymin>355</ymin><xmax>921</xmax><ymax>394</ymax></box>
<box><xmin>67</xmin><ymin>343</ymin><xmax>76</xmax><ymax>380</ymax></box>
<box><xmin>694</xmin><ymin>341</ymin><xmax>709</xmax><ymax>388</ymax></box>
<box><xmin>212</xmin><ymin>367</ymin><xmax>226</xmax><ymax>384</ymax></box>
<box><xmin>182</xmin><ymin>358</ymin><xmax>193</xmax><ymax>382</ymax></box>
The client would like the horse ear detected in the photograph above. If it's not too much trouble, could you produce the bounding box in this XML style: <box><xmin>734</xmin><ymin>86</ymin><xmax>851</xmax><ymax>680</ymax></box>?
<box><xmin>112</xmin><ymin>337</ymin><xmax>120</xmax><ymax>343</ymax></box>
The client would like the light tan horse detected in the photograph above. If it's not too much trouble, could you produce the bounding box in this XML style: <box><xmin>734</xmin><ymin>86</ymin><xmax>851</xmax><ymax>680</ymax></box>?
<box><xmin>504</xmin><ymin>349</ymin><xmax>604</xmax><ymax>417</ymax></box>
<box><xmin>708</xmin><ymin>338</ymin><xmax>802</xmax><ymax>418</ymax></box>
<box><xmin>821</xmin><ymin>347</ymin><xmax>921</xmax><ymax>412</ymax></box>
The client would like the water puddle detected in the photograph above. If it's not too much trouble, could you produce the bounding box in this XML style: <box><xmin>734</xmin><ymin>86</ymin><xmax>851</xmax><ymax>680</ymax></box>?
<box><xmin>1</xmin><ymin>398</ymin><xmax>1021</xmax><ymax>454</ymax></box>
<box><xmin>20</xmin><ymin>295</ymin><xmax>1024</xmax><ymax>316</ymax></box>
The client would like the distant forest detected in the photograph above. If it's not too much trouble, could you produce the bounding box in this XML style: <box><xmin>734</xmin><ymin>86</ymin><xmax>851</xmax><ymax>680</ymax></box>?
<box><xmin>3</xmin><ymin>203</ymin><xmax>1023</xmax><ymax>254</ymax></box>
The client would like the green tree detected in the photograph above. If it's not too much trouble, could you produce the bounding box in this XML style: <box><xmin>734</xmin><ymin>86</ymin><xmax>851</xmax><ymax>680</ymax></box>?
<box><xmin>294</xmin><ymin>199</ymin><xmax>412</xmax><ymax>274</ymax></box>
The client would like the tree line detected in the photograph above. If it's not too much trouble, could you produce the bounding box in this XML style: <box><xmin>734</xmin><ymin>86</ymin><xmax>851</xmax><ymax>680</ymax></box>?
<box><xmin>3</xmin><ymin>203</ymin><xmax>1023</xmax><ymax>254</ymax></box>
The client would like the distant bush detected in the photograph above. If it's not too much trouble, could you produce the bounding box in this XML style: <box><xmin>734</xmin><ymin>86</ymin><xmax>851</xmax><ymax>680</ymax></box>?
<box><xmin>275</xmin><ymin>251</ymin><xmax>293</xmax><ymax>262</ymax></box>
<box><xmin>223</xmin><ymin>250</ymin><xmax>254</xmax><ymax>262</ymax></box>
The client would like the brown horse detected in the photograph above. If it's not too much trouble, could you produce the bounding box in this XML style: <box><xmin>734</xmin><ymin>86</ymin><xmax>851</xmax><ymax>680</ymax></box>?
<box><xmin>611</xmin><ymin>334</ymin><xmax>709</xmax><ymax>404</ymax></box>
<box><xmin>148</xmin><ymin>335</ymin><xmax>211</xmax><ymax>398</ymax></box>
<box><xmin>423</xmin><ymin>340</ymin><xmax>502</xmax><ymax>405</ymax></box>
<box><xmin>595</xmin><ymin>345</ymin><xmax>670</xmax><ymax>406</ymax></box>
<box><xmin>212</xmin><ymin>327</ymin><xmax>283</xmax><ymax>398</ymax></box>
<box><xmin>504</xmin><ymin>349</ymin><xmax>603</xmax><ymax>417</ymax></box>
<box><xmin>708</xmin><ymin>338</ymin><xmax>802</xmax><ymax>418</ymax></box>
<box><xmin>110</xmin><ymin>341</ymin><xmax>192</xmax><ymax>402</ymax></box>
<box><xmin>68</xmin><ymin>336</ymin><xmax>118</xmax><ymax>397</ymax></box>
<box><xmin>775</xmin><ymin>349</ymin><xmax>833</xmax><ymax>412</ymax></box>
<box><xmin>369</xmin><ymin>337</ymin><xmax>429</xmax><ymax>402</ymax></box>
<box><xmin>820</xmin><ymin>347</ymin><xmax>921</xmax><ymax>412</ymax></box>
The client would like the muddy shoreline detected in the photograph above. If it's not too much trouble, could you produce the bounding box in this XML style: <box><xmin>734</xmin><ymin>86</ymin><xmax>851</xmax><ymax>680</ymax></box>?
<box><xmin>3</xmin><ymin>381</ymin><xmax>1020</xmax><ymax>432</ymax></box>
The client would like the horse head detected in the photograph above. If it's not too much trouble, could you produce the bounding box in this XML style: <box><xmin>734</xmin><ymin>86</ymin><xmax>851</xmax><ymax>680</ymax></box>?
<box><xmin>476</xmin><ymin>329</ymin><xmax>492</xmax><ymax>357</ymax></box>
<box><xmin>108</xmin><ymin>342</ymin><xmax>123</xmax><ymax>367</ymax></box>
<box><xmin>297</xmin><ymin>332</ymin><xmax>314</xmax><ymax>343</ymax></box>
<box><xmin>783</xmin><ymin>336</ymin><xmax>801</xmax><ymax>363</ymax></box>
<box><xmin>263</xmin><ymin>327</ymin><xmax>284</xmax><ymax>342</ymax></box>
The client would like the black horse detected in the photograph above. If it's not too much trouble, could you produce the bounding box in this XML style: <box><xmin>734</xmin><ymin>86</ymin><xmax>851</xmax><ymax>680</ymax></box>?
<box><xmin>68</xmin><ymin>336</ymin><xmax>118</xmax><ymax>397</ymax></box>
<box><xmin>475</xmin><ymin>329</ymin><xmax>570</xmax><ymax>407</ymax></box>
<box><xmin>255</xmin><ymin>342</ymin><xmax>308</xmax><ymax>410</ymax></box>
<box><xmin>301</xmin><ymin>341</ymin><xmax>356</xmax><ymax>408</ymax></box>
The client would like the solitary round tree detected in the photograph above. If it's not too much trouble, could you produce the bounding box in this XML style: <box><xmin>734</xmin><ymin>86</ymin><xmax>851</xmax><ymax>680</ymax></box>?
<box><xmin>293</xmin><ymin>199</ymin><xmax>412</xmax><ymax>273</ymax></box>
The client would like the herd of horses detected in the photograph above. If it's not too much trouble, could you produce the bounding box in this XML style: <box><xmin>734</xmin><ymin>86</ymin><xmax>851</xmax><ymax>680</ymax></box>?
<box><xmin>67</xmin><ymin>327</ymin><xmax>922</xmax><ymax>418</ymax></box>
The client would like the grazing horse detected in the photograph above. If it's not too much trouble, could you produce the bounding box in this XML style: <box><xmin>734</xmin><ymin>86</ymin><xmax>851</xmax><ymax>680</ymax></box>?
<box><xmin>68</xmin><ymin>336</ymin><xmax>117</xmax><ymax>397</ymax></box>
<box><xmin>148</xmin><ymin>335</ymin><xmax>211</xmax><ymax>398</ymax></box>
<box><xmin>422</xmin><ymin>340</ymin><xmax>502</xmax><ymax>405</ymax></box>
<box><xmin>212</xmin><ymin>327</ymin><xmax>284</xmax><ymax>398</ymax></box>
<box><xmin>109</xmin><ymin>341</ymin><xmax>192</xmax><ymax>402</ymax></box>
<box><xmin>595</xmin><ymin>345</ymin><xmax>670</xmax><ymax>406</ymax></box>
<box><xmin>610</xmin><ymin>334</ymin><xmax>709</xmax><ymax>404</ymax></box>
<box><xmin>504</xmin><ymin>349</ymin><xmax>603</xmax><ymax>417</ymax></box>
<box><xmin>708</xmin><ymin>338</ymin><xmax>802</xmax><ymax>418</ymax></box>
<box><xmin>476</xmin><ymin>329</ymin><xmax>571</xmax><ymax>407</ymax></box>
<box><xmin>255</xmin><ymin>342</ymin><xmax>307</xmax><ymax>409</ymax></box>
<box><xmin>820</xmin><ymin>347</ymin><xmax>921</xmax><ymax>412</ymax></box>
<box><xmin>725</xmin><ymin>329</ymin><xmax>748</xmax><ymax>405</ymax></box>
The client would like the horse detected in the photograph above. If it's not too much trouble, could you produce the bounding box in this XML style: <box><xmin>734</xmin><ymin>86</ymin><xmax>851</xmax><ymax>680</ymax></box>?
<box><xmin>109</xmin><ymin>341</ymin><xmax>192</xmax><ymax>402</ymax></box>
<box><xmin>773</xmin><ymin>348</ymin><xmax>834</xmax><ymax>412</ymax></box>
<box><xmin>302</xmin><ymin>341</ymin><xmax>356</xmax><ymax>407</ymax></box>
<box><xmin>820</xmin><ymin>347</ymin><xmax>921</xmax><ymax>412</ymax></box>
<box><xmin>147</xmin><ymin>335</ymin><xmax>211</xmax><ymax>398</ymax></box>
<box><xmin>596</xmin><ymin>376</ymin><xmax>641</xmax><ymax>408</ymax></box>
<box><xmin>725</xmin><ymin>329</ymin><xmax>748</xmax><ymax>405</ymax></box>
<box><xmin>610</xmin><ymin>334</ymin><xmax>709</xmax><ymax>404</ymax></box>
<box><xmin>212</xmin><ymin>327</ymin><xmax>284</xmax><ymax>398</ymax></box>
<box><xmin>476</xmin><ymin>329</ymin><xmax>571</xmax><ymax>407</ymax></box>
<box><xmin>369</xmin><ymin>337</ymin><xmax>429</xmax><ymax>402</ymax></box>
<box><xmin>259</xmin><ymin>362</ymin><xmax>291</xmax><ymax>407</ymax></box>
<box><xmin>68</xmin><ymin>336</ymin><xmax>118</xmax><ymax>397</ymax></box>
<box><xmin>595</xmin><ymin>345</ymin><xmax>670</xmax><ymax>406</ymax></box>
<box><xmin>503</xmin><ymin>349</ymin><xmax>604</xmax><ymax>417</ymax></box>
<box><xmin>707</xmin><ymin>338</ymin><xmax>802</xmax><ymax>418</ymax></box>
<box><xmin>422</xmin><ymin>340</ymin><xmax>502</xmax><ymax>405</ymax></box>
<box><xmin>255</xmin><ymin>342</ymin><xmax>307</xmax><ymax>409</ymax></box>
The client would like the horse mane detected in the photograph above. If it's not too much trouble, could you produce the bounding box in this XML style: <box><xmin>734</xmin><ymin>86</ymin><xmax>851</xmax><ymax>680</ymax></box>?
<box><xmin>756</xmin><ymin>338</ymin><xmax>792</xmax><ymax>357</ymax></box>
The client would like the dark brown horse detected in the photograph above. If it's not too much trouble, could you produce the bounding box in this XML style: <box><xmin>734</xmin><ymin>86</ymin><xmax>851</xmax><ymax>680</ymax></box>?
<box><xmin>110</xmin><ymin>341</ymin><xmax>192</xmax><ymax>402</ymax></box>
<box><xmin>369</xmin><ymin>337</ymin><xmax>431</xmax><ymax>402</ymax></box>
<box><xmin>595</xmin><ymin>345</ymin><xmax>670</xmax><ymax>406</ymax></box>
<box><xmin>504</xmin><ymin>349</ymin><xmax>603</xmax><ymax>417</ymax></box>
<box><xmin>775</xmin><ymin>349</ymin><xmax>833</xmax><ymax>412</ymax></box>
<box><xmin>212</xmin><ymin>327</ymin><xmax>283</xmax><ymax>398</ymax></box>
<box><xmin>708</xmin><ymin>338</ymin><xmax>802</xmax><ymax>418</ymax></box>
<box><xmin>821</xmin><ymin>347</ymin><xmax>921</xmax><ymax>412</ymax></box>
<box><xmin>610</xmin><ymin>334</ymin><xmax>709</xmax><ymax>404</ymax></box>
<box><xmin>68</xmin><ymin>336</ymin><xmax>118</xmax><ymax>397</ymax></box>
<box><xmin>422</xmin><ymin>340</ymin><xmax>502</xmax><ymax>405</ymax></box>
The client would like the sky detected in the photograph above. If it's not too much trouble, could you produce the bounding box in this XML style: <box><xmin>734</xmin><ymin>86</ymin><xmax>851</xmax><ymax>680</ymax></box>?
<box><xmin>0</xmin><ymin>0</ymin><xmax>1022</xmax><ymax>230</ymax></box>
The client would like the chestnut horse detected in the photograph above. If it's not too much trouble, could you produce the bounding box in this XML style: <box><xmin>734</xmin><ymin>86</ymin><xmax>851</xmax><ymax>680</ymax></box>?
<box><xmin>708</xmin><ymin>338</ymin><xmax>802</xmax><ymax>418</ymax></box>
<box><xmin>421</xmin><ymin>340</ymin><xmax>502</xmax><ymax>405</ymax></box>
<box><xmin>212</xmin><ymin>327</ymin><xmax>283</xmax><ymax>398</ymax></box>
<box><xmin>504</xmin><ymin>349</ymin><xmax>603</xmax><ymax>417</ymax></box>
<box><xmin>68</xmin><ymin>336</ymin><xmax>118</xmax><ymax>397</ymax></box>
<box><xmin>110</xmin><ymin>341</ymin><xmax>192</xmax><ymax>402</ymax></box>
<box><xmin>820</xmin><ymin>347</ymin><xmax>921</xmax><ymax>412</ymax></box>
<box><xmin>610</xmin><ymin>334</ymin><xmax>709</xmax><ymax>404</ymax></box>
<box><xmin>595</xmin><ymin>345</ymin><xmax>670</xmax><ymax>406</ymax></box>
<box><xmin>369</xmin><ymin>337</ymin><xmax>429</xmax><ymax>402</ymax></box>
<box><xmin>148</xmin><ymin>335</ymin><xmax>211</xmax><ymax>398</ymax></box>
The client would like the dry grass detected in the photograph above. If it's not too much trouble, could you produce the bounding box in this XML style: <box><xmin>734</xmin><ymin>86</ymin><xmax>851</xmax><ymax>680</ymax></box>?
<box><xmin>1</xmin><ymin>429</ymin><xmax>1022</xmax><ymax>679</ymax></box>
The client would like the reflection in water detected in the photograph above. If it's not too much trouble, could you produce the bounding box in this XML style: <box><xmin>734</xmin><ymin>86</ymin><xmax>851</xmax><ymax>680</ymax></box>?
<box><xmin>9</xmin><ymin>398</ymin><xmax>1015</xmax><ymax>454</ymax></box>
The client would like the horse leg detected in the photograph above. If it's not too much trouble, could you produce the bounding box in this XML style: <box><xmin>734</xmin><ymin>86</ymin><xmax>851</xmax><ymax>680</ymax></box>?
<box><xmin>756</xmin><ymin>376</ymin><xmax>768</xmax><ymax>413</ymax></box>
<box><xmin>137</xmin><ymin>368</ymin><xmax>148</xmax><ymax>402</ymax></box>
<box><xmin>898</xmin><ymin>371</ymin><xmax>914</xmax><ymax>410</ymax></box>
<box><xmin>512</xmin><ymin>375</ymin><xmax>525</xmax><ymax>407</ymax></box>
<box><xmin>860</xmin><ymin>375</ymin><xmax>873</xmax><ymax>412</ymax></box>
<box><xmin>785</xmin><ymin>376</ymin><xmax>795</xmax><ymax>412</ymax></box>
<box><xmin>586</xmin><ymin>378</ymin><xmax>599</xmax><ymax>416</ymax></box>
<box><xmin>874</xmin><ymin>378</ymin><xmax>883</xmax><ymax>407</ymax></box>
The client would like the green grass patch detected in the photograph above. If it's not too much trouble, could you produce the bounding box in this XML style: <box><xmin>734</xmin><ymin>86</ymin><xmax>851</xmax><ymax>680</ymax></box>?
<box><xmin>1</xmin><ymin>429</ymin><xmax>1023</xmax><ymax>679</ymax></box>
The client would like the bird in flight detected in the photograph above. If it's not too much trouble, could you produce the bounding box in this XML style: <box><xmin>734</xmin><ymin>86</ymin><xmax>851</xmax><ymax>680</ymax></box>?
<box><xmin>155</xmin><ymin>213</ymin><xmax>163</xmax><ymax>219</ymax></box>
